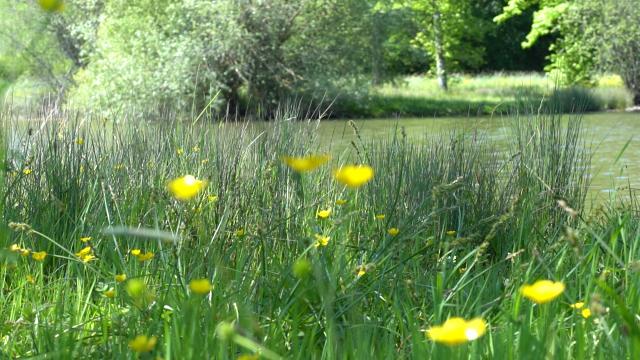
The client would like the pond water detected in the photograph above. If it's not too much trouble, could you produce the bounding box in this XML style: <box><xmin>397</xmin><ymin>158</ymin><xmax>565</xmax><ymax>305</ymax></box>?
<box><xmin>318</xmin><ymin>112</ymin><xmax>640</xmax><ymax>202</ymax></box>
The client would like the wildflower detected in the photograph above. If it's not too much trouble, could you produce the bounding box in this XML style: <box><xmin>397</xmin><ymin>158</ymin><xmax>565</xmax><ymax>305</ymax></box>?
<box><xmin>192</xmin><ymin>145</ymin><xmax>200</xmax><ymax>153</ymax></box>
<box><xmin>282</xmin><ymin>154</ymin><xmax>331</xmax><ymax>173</ymax></box>
<box><xmin>128</xmin><ymin>335</ymin><xmax>157</xmax><ymax>353</ymax></box>
<box><xmin>167</xmin><ymin>175</ymin><xmax>207</xmax><ymax>201</ymax></box>
<box><xmin>237</xmin><ymin>355</ymin><xmax>259</xmax><ymax>360</ymax></box>
<box><xmin>80</xmin><ymin>236</ymin><xmax>92</xmax><ymax>243</ymax></box>
<box><xmin>316</xmin><ymin>209</ymin><xmax>332</xmax><ymax>219</ymax></box>
<box><xmin>26</xmin><ymin>275</ymin><xmax>36</xmax><ymax>284</ymax></box>
<box><xmin>75</xmin><ymin>137</ymin><xmax>84</xmax><ymax>145</ymax></box>
<box><xmin>314</xmin><ymin>234</ymin><xmax>330</xmax><ymax>248</ymax></box>
<box><xmin>293</xmin><ymin>258</ymin><xmax>312</xmax><ymax>279</ymax></box>
<box><xmin>388</xmin><ymin>228</ymin><xmax>400</xmax><ymax>236</ymax></box>
<box><xmin>114</xmin><ymin>163</ymin><xmax>125</xmax><ymax>171</ymax></box>
<box><xmin>581</xmin><ymin>308</ymin><xmax>592</xmax><ymax>319</ymax></box>
<box><xmin>176</xmin><ymin>147</ymin><xmax>184</xmax><ymax>156</ymax></box>
<box><xmin>38</xmin><ymin>0</ymin><xmax>64</xmax><ymax>12</ymax></box>
<box><xmin>130</xmin><ymin>249</ymin><xmax>141</xmax><ymax>256</ymax></box>
<box><xmin>136</xmin><ymin>252</ymin><xmax>154</xmax><ymax>262</ymax></box>
<box><xmin>208</xmin><ymin>194</ymin><xmax>218</xmax><ymax>202</ymax></box>
<box><xmin>32</xmin><ymin>251</ymin><xmax>47</xmax><ymax>262</ymax></box>
<box><xmin>189</xmin><ymin>279</ymin><xmax>212</xmax><ymax>295</ymax></box>
<box><xmin>79</xmin><ymin>254</ymin><xmax>97</xmax><ymax>263</ymax></box>
<box><xmin>201</xmin><ymin>159</ymin><xmax>210</xmax><ymax>165</ymax></box>
<box><xmin>115</xmin><ymin>274</ymin><xmax>127</xmax><ymax>283</ymax></box>
<box><xmin>426</xmin><ymin>317</ymin><xmax>487</xmax><ymax>345</ymax></box>
<box><xmin>235</xmin><ymin>228</ymin><xmax>245</xmax><ymax>237</ymax></box>
<box><xmin>20</xmin><ymin>249</ymin><xmax>31</xmax><ymax>257</ymax></box>
<box><xmin>9</xmin><ymin>244</ymin><xmax>21</xmax><ymax>252</ymax></box>
<box><xmin>22</xmin><ymin>168</ymin><xmax>32</xmax><ymax>175</ymax></box>
<box><xmin>570</xmin><ymin>302</ymin><xmax>585</xmax><ymax>309</ymax></box>
<box><xmin>375</xmin><ymin>214</ymin><xmax>385</xmax><ymax>220</ymax></box>
<box><xmin>446</xmin><ymin>230</ymin><xmax>457</xmax><ymax>236</ymax></box>
<box><xmin>520</xmin><ymin>280</ymin><xmax>565</xmax><ymax>304</ymax></box>
<box><xmin>75</xmin><ymin>246</ymin><xmax>92</xmax><ymax>257</ymax></box>
<box><xmin>104</xmin><ymin>289</ymin><xmax>115</xmax><ymax>298</ymax></box>
<box><xmin>335</xmin><ymin>199</ymin><xmax>347</xmax><ymax>206</ymax></box>
<box><xmin>333</xmin><ymin>165</ymin><xmax>374</xmax><ymax>188</ymax></box>
<box><xmin>356</xmin><ymin>265</ymin><xmax>367</xmax><ymax>277</ymax></box>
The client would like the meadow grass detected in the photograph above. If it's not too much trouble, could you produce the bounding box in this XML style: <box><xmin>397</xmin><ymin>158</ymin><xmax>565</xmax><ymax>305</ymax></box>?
<box><xmin>330</xmin><ymin>73</ymin><xmax>633</xmax><ymax>118</ymax></box>
<box><xmin>1</xmin><ymin>107</ymin><xmax>639</xmax><ymax>359</ymax></box>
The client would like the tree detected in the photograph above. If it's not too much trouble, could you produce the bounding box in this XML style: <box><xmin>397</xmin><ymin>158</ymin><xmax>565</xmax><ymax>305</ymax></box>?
<box><xmin>379</xmin><ymin>0</ymin><xmax>489</xmax><ymax>90</ymax></box>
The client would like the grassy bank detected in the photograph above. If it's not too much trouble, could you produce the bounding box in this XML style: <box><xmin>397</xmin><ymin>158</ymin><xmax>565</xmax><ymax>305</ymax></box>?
<box><xmin>329</xmin><ymin>73</ymin><xmax>633</xmax><ymax>118</ymax></box>
<box><xmin>1</xmin><ymin>109</ymin><xmax>640</xmax><ymax>358</ymax></box>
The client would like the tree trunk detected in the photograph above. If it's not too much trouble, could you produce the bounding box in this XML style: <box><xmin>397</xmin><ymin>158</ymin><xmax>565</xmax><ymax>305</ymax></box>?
<box><xmin>432</xmin><ymin>3</ymin><xmax>448</xmax><ymax>91</ymax></box>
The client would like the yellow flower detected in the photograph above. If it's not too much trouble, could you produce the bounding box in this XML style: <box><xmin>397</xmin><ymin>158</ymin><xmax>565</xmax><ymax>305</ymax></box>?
<box><xmin>136</xmin><ymin>252</ymin><xmax>154</xmax><ymax>262</ymax></box>
<box><xmin>426</xmin><ymin>317</ymin><xmax>487</xmax><ymax>345</ymax></box>
<box><xmin>38</xmin><ymin>0</ymin><xmax>64</xmax><ymax>12</ymax></box>
<box><xmin>26</xmin><ymin>275</ymin><xmax>36</xmax><ymax>284</ymax></box>
<box><xmin>9</xmin><ymin>244</ymin><xmax>21</xmax><ymax>252</ymax></box>
<box><xmin>333</xmin><ymin>165</ymin><xmax>374</xmax><ymax>188</ymax></box>
<box><xmin>335</xmin><ymin>199</ymin><xmax>347</xmax><ymax>206</ymax></box>
<box><xmin>314</xmin><ymin>234</ymin><xmax>330</xmax><ymax>248</ymax></box>
<box><xmin>192</xmin><ymin>145</ymin><xmax>200</xmax><ymax>153</ymax></box>
<box><xmin>282</xmin><ymin>154</ymin><xmax>331</xmax><ymax>172</ymax></box>
<box><xmin>79</xmin><ymin>254</ymin><xmax>97</xmax><ymax>263</ymax></box>
<box><xmin>75</xmin><ymin>246</ymin><xmax>92</xmax><ymax>257</ymax></box>
<box><xmin>32</xmin><ymin>251</ymin><xmax>47</xmax><ymax>262</ymax></box>
<box><xmin>189</xmin><ymin>279</ymin><xmax>213</xmax><ymax>295</ymax></box>
<box><xmin>316</xmin><ymin>209</ymin><xmax>332</xmax><ymax>219</ymax></box>
<box><xmin>446</xmin><ymin>230</ymin><xmax>457</xmax><ymax>236</ymax></box>
<box><xmin>104</xmin><ymin>289</ymin><xmax>116</xmax><ymax>298</ymax></box>
<box><xmin>114</xmin><ymin>163</ymin><xmax>125</xmax><ymax>171</ymax></box>
<box><xmin>201</xmin><ymin>159</ymin><xmax>210</xmax><ymax>165</ymax></box>
<box><xmin>520</xmin><ymin>280</ymin><xmax>565</xmax><ymax>304</ymax></box>
<box><xmin>167</xmin><ymin>175</ymin><xmax>207</xmax><ymax>201</ymax></box>
<box><xmin>128</xmin><ymin>335</ymin><xmax>157</xmax><ymax>353</ymax></box>
<box><xmin>75</xmin><ymin>137</ymin><xmax>84</xmax><ymax>145</ymax></box>
<box><xmin>375</xmin><ymin>214</ymin><xmax>385</xmax><ymax>220</ymax></box>
<box><xmin>80</xmin><ymin>236</ymin><xmax>92</xmax><ymax>243</ymax></box>
<box><xmin>176</xmin><ymin>147</ymin><xmax>184</xmax><ymax>156</ymax></box>
<box><xmin>235</xmin><ymin>228</ymin><xmax>245</xmax><ymax>237</ymax></box>
<box><xmin>581</xmin><ymin>308</ymin><xmax>592</xmax><ymax>319</ymax></box>
<box><xmin>130</xmin><ymin>249</ymin><xmax>141</xmax><ymax>256</ymax></box>
<box><xmin>237</xmin><ymin>355</ymin><xmax>259</xmax><ymax>360</ymax></box>
<box><xmin>20</xmin><ymin>249</ymin><xmax>31</xmax><ymax>257</ymax></box>
<box><xmin>570</xmin><ymin>302</ymin><xmax>585</xmax><ymax>309</ymax></box>
<box><xmin>115</xmin><ymin>274</ymin><xmax>127</xmax><ymax>283</ymax></box>
<box><xmin>356</xmin><ymin>265</ymin><xmax>366</xmax><ymax>277</ymax></box>
<box><xmin>208</xmin><ymin>194</ymin><xmax>218</xmax><ymax>202</ymax></box>
<box><xmin>388</xmin><ymin>228</ymin><xmax>400</xmax><ymax>236</ymax></box>
<box><xmin>22</xmin><ymin>168</ymin><xmax>32</xmax><ymax>175</ymax></box>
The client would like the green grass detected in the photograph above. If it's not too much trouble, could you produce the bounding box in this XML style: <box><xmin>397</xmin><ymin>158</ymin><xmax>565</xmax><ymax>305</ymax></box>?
<box><xmin>329</xmin><ymin>73</ymin><xmax>633</xmax><ymax>118</ymax></box>
<box><xmin>1</xmin><ymin>107</ymin><xmax>640</xmax><ymax>359</ymax></box>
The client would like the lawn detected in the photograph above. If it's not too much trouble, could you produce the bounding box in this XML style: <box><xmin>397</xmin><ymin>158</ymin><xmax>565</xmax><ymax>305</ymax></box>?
<box><xmin>1</xmin><ymin>109</ymin><xmax>640</xmax><ymax>359</ymax></box>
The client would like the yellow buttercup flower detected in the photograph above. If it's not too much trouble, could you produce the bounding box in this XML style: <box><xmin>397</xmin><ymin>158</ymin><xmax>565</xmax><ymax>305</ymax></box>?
<box><xmin>128</xmin><ymin>335</ymin><xmax>157</xmax><ymax>353</ymax></box>
<box><xmin>75</xmin><ymin>137</ymin><xmax>84</xmax><ymax>145</ymax></box>
<box><xmin>22</xmin><ymin>168</ymin><xmax>32</xmax><ymax>175</ymax></box>
<box><xmin>104</xmin><ymin>289</ymin><xmax>116</xmax><ymax>298</ymax></box>
<box><xmin>356</xmin><ymin>265</ymin><xmax>367</xmax><ymax>277</ymax></box>
<box><xmin>570</xmin><ymin>302</ymin><xmax>585</xmax><ymax>309</ymax></box>
<box><xmin>316</xmin><ymin>209</ymin><xmax>332</xmax><ymax>219</ymax></box>
<box><xmin>388</xmin><ymin>228</ymin><xmax>400</xmax><ymax>236</ymax></box>
<box><xmin>446</xmin><ymin>230</ymin><xmax>457</xmax><ymax>236</ymax></box>
<box><xmin>314</xmin><ymin>234</ymin><xmax>330</xmax><ymax>248</ymax></box>
<box><xmin>80</xmin><ymin>254</ymin><xmax>97</xmax><ymax>263</ymax></box>
<box><xmin>581</xmin><ymin>308</ymin><xmax>592</xmax><ymax>319</ymax></box>
<box><xmin>333</xmin><ymin>165</ymin><xmax>374</xmax><ymax>188</ymax></box>
<box><xmin>26</xmin><ymin>275</ymin><xmax>36</xmax><ymax>284</ymax></box>
<box><xmin>167</xmin><ymin>175</ymin><xmax>207</xmax><ymax>201</ymax></box>
<box><xmin>282</xmin><ymin>154</ymin><xmax>331</xmax><ymax>173</ymax></box>
<box><xmin>189</xmin><ymin>279</ymin><xmax>213</xmax><ymax>295</ymax></box>
<box><xmin>335</xmin><ymin>199</ymin><xmax>347</xmax><ymax>206</ymax></box>
<box><xmin>38</xmin><ymin>0</ymin><xmax>64</xmax><ymax>12</ymax></box>
<box><xmin>9</xmin><ymin>244</ymin><xmax>21</xmax><ymax>252</ymax></box>
<box><xmin>130</xmin><ymin>249</ymin><xmax>141</xmax><ymax>256</ymax></box>
<box><xmin>115</xmin><ymin>274</ymin><xmax>127</xmax><ymax>283</ymax></box>
<box><xmin>176</xmin><ymin>147</ymin><xmax>184</xmax><ymax>156</ymax></box>
<box><xmin>75</xmin><ymin>246</ymin><xmax>92</xmax><ymax>257</ymax></box>
<box><xmin>520</xmin><ymin>280</ymin><xmax>565</xmax><ymax>304</ymax></box>
<box><xmin>235</xmin><ymin>228</ymin><xmax>245</xmax><ymax>237</ymax></box>
<box><xmin>208</xmin><ymin>194</ymin><xmax>218</xmax><ymax>202</ymax></box>
<box><xmin>32</xmin><ymin>251</ymin><xmax>47</xmax><ymax>262</ymax></box>
<box><xmin>426</xmin><ymin>317</ymin><xmax>487</xmax><ymax>345</ymax></box>
<box><xmin>20</xmin><ymin>249</ymin><xmax>31</xmax><ymax>257</ymax></box>
<box><xmin>375</xmin><ymin>214</ymin><xmax>385</xmax><ymax>220</ymax></box>
<box><xmin>136</xmin><ymin>252</ymin><xmax>154</xmax><ymax>262</ymax></box>
<box><xmin>80</xmin><ymin>236</ymin><xmax>92</xmax><ymax>243</ymax></box>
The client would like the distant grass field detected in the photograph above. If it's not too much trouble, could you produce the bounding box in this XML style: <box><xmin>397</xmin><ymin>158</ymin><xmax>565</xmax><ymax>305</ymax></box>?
<box><xmin>329</xmin><ymin>73</ymin><xmax>633</xmax><ymax>118</ymax></box>
<box><xmin>2</xmin><ymin>108</ymin><xmax>640</xmax><ymax>358</ymax></box>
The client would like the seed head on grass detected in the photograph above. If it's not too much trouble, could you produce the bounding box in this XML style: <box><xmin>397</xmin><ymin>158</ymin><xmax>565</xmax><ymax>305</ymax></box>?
<box><xmin>333</xmin><ymin>165</ymin><xmax>374</xmax><ymax>188</ymax></box>
<box><xmin>167</xmin><ymin>175</ymin><xmax>207</xmax><ymax>201</ymax></box>
<box><xmin>520</xmin><ymin>280</ymin><xmax>565</xmax><ymax>304</ymax></box>
<box><xmin>282</xmin><ymin>154</ymin><xmax>330</xmax><ymax>172</ymax></box>
<box><xmin>426</xmin><ymin>317</ymin><xmax>487</xmax><ymax>345</ymax></box>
